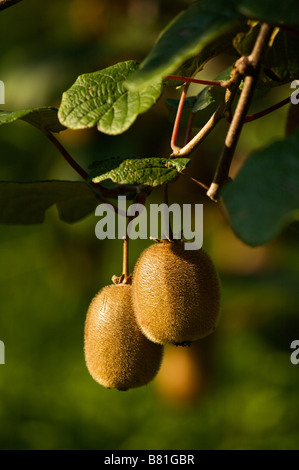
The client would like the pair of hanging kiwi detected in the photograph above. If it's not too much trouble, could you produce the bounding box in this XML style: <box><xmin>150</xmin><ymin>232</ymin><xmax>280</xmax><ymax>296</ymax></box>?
<box><xmin>84</xmin><ymin>238</ymin><xmax>221</xmax><ymax>391</ymax></box>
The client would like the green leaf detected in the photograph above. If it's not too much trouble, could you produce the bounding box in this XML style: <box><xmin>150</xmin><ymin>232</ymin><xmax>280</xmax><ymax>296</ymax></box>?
<box><xmin>0</xmin><ymin>107</ymin><xmax>66</xmax><ymax>133</ymax></box>
<box><xmin>90</xmin><ymin>157</ymin><xmax>190</xmax><ymax>186</ymax></box>
<box><xmin>222</xmin><ymin>131</ymin><xmax>299</xmax><ymax>246</ymax></box>
<box><xmin>58</xmin><ymin>60</ymin><xmax>162</xmax><ymax>135</ymax></box>
<box><xmin>0</xmin><ymin>181</ymin><xmax>99</xmax><ymax>225</ymax></box>
<box><xmin>192</xmin><ymin>66</ymin><xmax>233</xmax><ymax>113</ymax></box>
<box><xmin>234</xmin><ymin>0</ymin><xmax>299</xmax><ymax>32</ymax></box>
<box><xmin>126</xmin><ymin>0</ymin><xmax>243</xmax><ymax>90</ymax></box>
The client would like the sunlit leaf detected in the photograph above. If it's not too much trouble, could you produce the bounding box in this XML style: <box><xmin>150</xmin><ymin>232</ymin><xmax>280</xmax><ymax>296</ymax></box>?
<box><xmin>90</xmin><ymin>157</ymin><xmax>190</xmax><ymax>186</ymax></box>
<box><xmin>58</xmin><ymin>61</ymin><xmax>162</xmax><ymax>135</ymax></box>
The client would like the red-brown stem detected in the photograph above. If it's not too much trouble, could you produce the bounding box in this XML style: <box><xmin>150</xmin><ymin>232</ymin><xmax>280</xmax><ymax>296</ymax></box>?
<box><xmin>171</xmin><ymin>83</ymin><xmax>190</xmax><ymax>152</ymax></box>
<box><xmin>43</xmin><ymin>128</ymin><xmax>89</xmax><ymax>180</ymax></box>
<box><xmin>242</xmin><ymin>96</ymin><xmax>290</xmax><ymax>123</ymax></box>
<box><xmin>42</xmin><ymin>129</ymin><xmax>130</xmax><ymax>215</ymax></box>
<box><xmin>166</xmin><ymin>75</ymin><xmax>225</xmax><ymax>87</ymax></box>
<box><xmin>42</xmin><ymin>129</ymin><xmax>135</xmax><ymax>201</ymax></box>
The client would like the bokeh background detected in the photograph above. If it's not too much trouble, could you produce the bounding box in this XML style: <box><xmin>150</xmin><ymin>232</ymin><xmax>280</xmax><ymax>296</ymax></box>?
<box><xmin>0</xmin><ymin>0</ymin><xmax>298</xmax><ymax>450</ymax></box>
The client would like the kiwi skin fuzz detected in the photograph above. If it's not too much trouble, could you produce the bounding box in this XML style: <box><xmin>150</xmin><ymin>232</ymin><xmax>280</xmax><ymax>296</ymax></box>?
<box><xmin>132</xmin><ymin>240</ymin><xmax>221</xmax><ymax>346</ymax></box>
<box><xmin>84</xmin><ymin>283</ymin><xmax>163</xmax><ymax>391</ymax></box>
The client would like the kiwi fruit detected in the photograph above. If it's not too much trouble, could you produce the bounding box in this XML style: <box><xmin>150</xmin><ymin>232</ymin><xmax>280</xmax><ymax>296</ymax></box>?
<box><xmin>84</xmin><ymin>282</ymin><xmax>163</xmax><ymax>391</ymax></box>
<box><xmin>131</xmin><ymin>240</ymin><xmax>221</xmax><ymax>346</ymax></box>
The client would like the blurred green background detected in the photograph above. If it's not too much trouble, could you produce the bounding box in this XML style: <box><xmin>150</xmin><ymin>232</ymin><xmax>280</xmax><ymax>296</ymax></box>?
<box><xmin>0</xmin><ymin>0</ymin><xmax>298</xmax><ymax>450</ymax></box>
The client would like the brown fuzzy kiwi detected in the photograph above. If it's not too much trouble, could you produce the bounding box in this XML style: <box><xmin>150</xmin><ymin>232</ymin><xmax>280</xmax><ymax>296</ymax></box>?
<box><xmin>132</xmin><ymin>240</ymin><xmax>221</xmax><ymax>346</ymax></box>
<box><xmin>84</xmin><ymin>282</ymin><xmax>163</xmax><ymax>391</ymax></box>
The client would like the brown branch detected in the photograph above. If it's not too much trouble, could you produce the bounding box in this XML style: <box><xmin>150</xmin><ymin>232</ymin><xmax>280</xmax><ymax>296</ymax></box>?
<box><xmin>207</xmin><ymin>23</ymin><xmax>275</xmax><ymax>202</ymax></box>
<box><xmin>0</xmin><ymin>0</ymin><xmax>23</xmax><ymax>11</ymax></box>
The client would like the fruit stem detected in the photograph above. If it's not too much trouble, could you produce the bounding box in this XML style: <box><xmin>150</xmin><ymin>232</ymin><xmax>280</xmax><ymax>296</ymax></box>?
<box><xmin>163</xmin><ymin>184</ymin><xmax>173</xmax><ymax>241</ymax></box>
<box><xmin>122</xmin><ymin>237</ymin><xmax>130</xmax><ymax>283</ymax></box>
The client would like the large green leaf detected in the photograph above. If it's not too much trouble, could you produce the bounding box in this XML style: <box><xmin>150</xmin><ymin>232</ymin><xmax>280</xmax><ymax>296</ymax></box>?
<box><xmin>0</xmin><ymin>107</ymin><xmax>65</xmax><ymax>133</ymax></box>
<box><xmin>0</xmin><ymin>181</ymin><xmax>100</xmax><ymax>225</ymax></box>
<box><xmin>126</xmin><ymin>0</ymin><xmax>243</xmax><ymax>90</ymax></box>
<box><xmin>235</xmin><ymin>0</ymin><xmax>299</xmax><ymax>31</ymax></box>
<box><xmin>89</xmin><ymin>157</ymin><xmax>190</xmax><ymax>186</ymax></box>
<box><xmin>222</xmin><ymin>131</ymin><xmax>299</xmax><ymax>246</ymax></box>
<box><xmin>58</xmin><ymin>61</ymin><xmax>162</xmax><ymax>135</ymax></box>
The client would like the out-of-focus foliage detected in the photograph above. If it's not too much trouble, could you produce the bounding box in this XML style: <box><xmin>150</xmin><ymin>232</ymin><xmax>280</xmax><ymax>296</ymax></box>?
<box><xmin>0</xmin><ymin>0</ymin><xmax>298</xmax><ymax>450</ymax></box>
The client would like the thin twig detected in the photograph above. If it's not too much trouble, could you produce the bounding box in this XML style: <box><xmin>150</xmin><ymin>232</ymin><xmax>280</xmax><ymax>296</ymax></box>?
<box><xmin>0</xmin><ymin>0</ymin><xmax>22</xmax><ymax>11</ymax></box>
<box><xmin>182</xmin><ymin>174</ymin><xmax>209</xmax><ymax>191</ymax></box>
<box><xmin>207</xmin><ymin>23</ymin><xmax>275</xmax><ymax>201</ymax></box>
